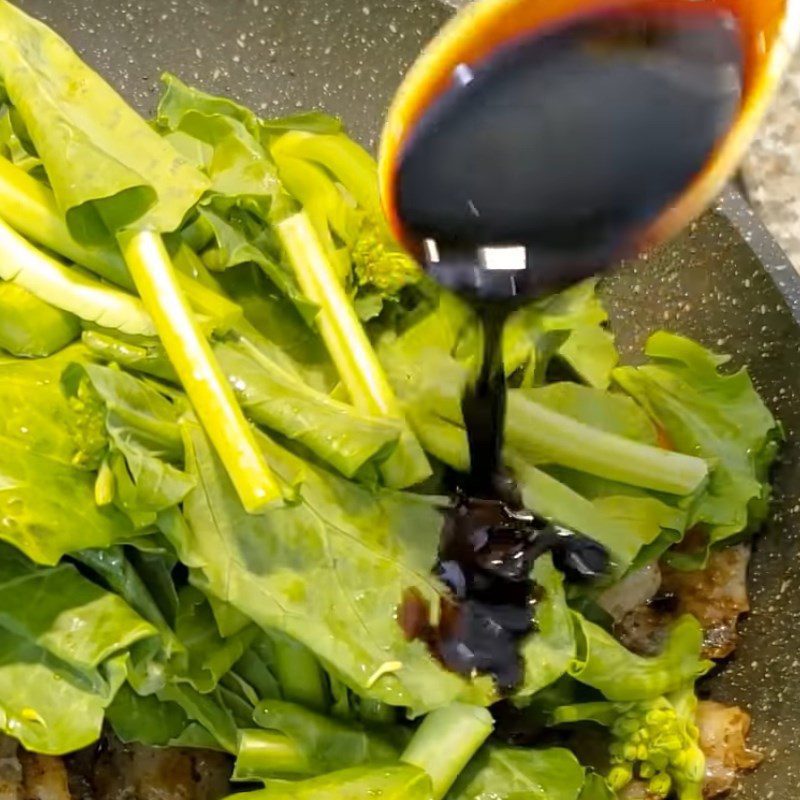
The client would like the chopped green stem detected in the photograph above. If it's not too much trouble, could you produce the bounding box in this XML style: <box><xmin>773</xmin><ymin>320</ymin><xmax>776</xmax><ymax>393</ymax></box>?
<box><xmin>277</xmin><ymin>211</ymin><xmax>430</xmax><ymax>487</ymax></box>
<box><xmin>401</xmin><ymin>703</ymin><xmax>493</xmax><ymax>800</ymax></box>
<box><xmin>271</xmin><ymin>635</ymin><xmax>329</xmax><ymax>713</ymax></box>
<box><xmin>0</xmin><ymin>215</ymin><xmax>154</xmax><ymax>335</ymax></box>
<box><xmin>233</xmin><ymin>729</ymin><xmax>309</xmax><ymax>780</ymax></box>
<box><xmin>0</xmin><ymin>154</ymin><xmax>133</xmax><ymax>288</ymax></box>
<box><xmin>171</xmin><ymin>242</ymin><xmax>243</xmax><ymax>332</ymax></box>
<box><xmin>119</xmin><ymin>229</ymin><xmax>281</xmax><ymax>513</ymax></box>
<box><xmin>0</xmin><ymin>155</ymin><xmax>239</xmax><ymax>330</ymax></box>
<box><xmin>506</xmin><ymin>391</ymin><xmax>708</xmax><ymax>495</ymax></box>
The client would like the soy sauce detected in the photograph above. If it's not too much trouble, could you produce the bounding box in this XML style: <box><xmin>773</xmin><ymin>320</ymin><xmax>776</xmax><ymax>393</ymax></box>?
<box><xmin>397</xmin><ymin>5</ymin><xmax>744</xmax><ymax>293</ymax></box>
<box><xmin>396</xmin><ymin>5</ymin><xmax>744</xmax><ymax>690</ymax></box>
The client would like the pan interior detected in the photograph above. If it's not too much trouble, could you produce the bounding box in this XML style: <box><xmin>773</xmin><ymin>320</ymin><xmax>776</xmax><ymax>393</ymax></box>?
<box><xmin>13</xmin><ymin>0</ymin><xmax>800</xmax><ymax>796</ymax></box>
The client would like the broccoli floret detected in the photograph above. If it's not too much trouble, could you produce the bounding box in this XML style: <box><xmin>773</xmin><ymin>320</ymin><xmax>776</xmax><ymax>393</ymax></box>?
<box><xmin>351</xmin><ymin>217</ymin><xmax>421</xmax><ymax>299</ymax></box>
<box><xmin>605</xmin><ymin>696</ymin><xmax>705</xmax><ymax>800</ymax></box>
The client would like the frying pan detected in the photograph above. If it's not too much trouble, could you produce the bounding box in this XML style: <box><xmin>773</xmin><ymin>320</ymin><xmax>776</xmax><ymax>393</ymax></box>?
<box><xmin>13</xmin><ymin>0</ymin><xmax>800</xmax><ymax>796</ymax></box>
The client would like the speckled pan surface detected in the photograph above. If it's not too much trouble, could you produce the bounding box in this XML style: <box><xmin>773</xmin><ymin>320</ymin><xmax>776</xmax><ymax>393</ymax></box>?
<box><xmin>14</xmin><ymin>0</ymin><xmax>800</xmax><ymax>795</ymax></box>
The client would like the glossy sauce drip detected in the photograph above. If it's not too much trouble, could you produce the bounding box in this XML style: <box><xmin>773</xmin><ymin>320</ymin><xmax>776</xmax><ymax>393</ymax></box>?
<box><xmin>397</xmin><ymin>4</ymin><xmax>744</xmax><ymax>690</ymax></box>
<box><xmin>399</xmin><ymin>496</ymin><xmax>608</xmax><ymax>690</ymax></box>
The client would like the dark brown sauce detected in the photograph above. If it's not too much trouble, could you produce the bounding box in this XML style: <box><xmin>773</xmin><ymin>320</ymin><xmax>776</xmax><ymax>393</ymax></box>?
<box><xmin>399</xmin><ymin>495</ymin><xmax>607</xmax><ymax>690</ymax></box>
<box><xmin>397</xmin><ymin>4</ymin><xmax>744</xmax><ymax>293</ymax></box>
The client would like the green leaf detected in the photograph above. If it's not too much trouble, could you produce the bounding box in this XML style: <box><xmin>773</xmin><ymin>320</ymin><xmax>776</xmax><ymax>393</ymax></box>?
<box><xmin>216</xmin><ymin>339</ymin><xmax>402</xmax><ymax>478</ymax></box>
<box><xmin>520</xmin><ymin>383</ymin><xmax>658</xmax><ymax>445</ymax></box>
<box><xmin>569</xmin><ymin>614</ymin><xmax>711</xmax><ymax>701</ymax></box>
<box><xmin>158</xmin><ymin>73</ymin><xmax>261</xmax><ymax>139</ymax></box>
<box><xmin>0</xmin><ymin>638</ymin><xmax>126</xmax><ymax>754</ymax></box>
<box><xmin>0</xmin><ymin>215</ymin><xmax>154</xmax><ymax>336</ymax></box>
<box><xmin>0</xmin><ymin>347</ymin><xmax>135</xmax><ymax>564</ymax></box>
<box><xmin>172</xmin><ymin>421</ymin><xmax>495</xmax><ymax>714</ymax></box>
<box><xmin>516</xmin><ymin>556</ymin><xmax>576</xmax><ymax>701</ymax></box>
<box><xmin>504</xmin><ymin>279</ymin><xmax>618</xmax><ymax>389</ymax></box>
<box><xmin>505</xmin><ymin>390</ymin><xmax>707</xmax><ymax>496</ymax></box>
<box><xmin>447</xmin><ymin>747</ymin><xmax>585</xmax><ymax>800</ymax></box>
<box><xmin>0</xmin><ymin>281</ymin><xmax>80</xmax><ymax>357</ymax></box>
<box><xmin>377</xmin><ymin>292</ymin><xmax>479</xmax><ymax>471</ymax></box>
<box><xmin>0</xmin><ymin>2</ymin><xmax>208</xmax><ymax>243</ymax></box>
<box><xmin>277</xmin><ymin>212</ymin><xmax>431</xmax><ymax>488</ymax></box>
<box><xmin>106</xmin><ymin>682</ymin><xmax>220</xmax><ymax>750</ymax></box>
<box><xmin>74</xmin><ymin>546</ymin><xmax>178</xmax><ymax>645</ymax></box>
<box><xmin>261</xmin><ymin>111</ymin><xmax>344</xmax><ymax>136</ymax></box>
<box><xmin>62</xmin><ymin>362</ymin><xmax>195</xmax><ymax>526</ymax></box>
<box><xmin>0</xmin><ymin>546</ymin><xmax>156</xmax><ymax>754</ymax></box>
<box><xmin>169</xmin><ymin>586</ymin><xmax>257</xmax><ymax>694</ymax></box>
<box><xmin>614</xmin><ymin>332</ymin><xmax>781</xmax><ymax>550</ymax></box>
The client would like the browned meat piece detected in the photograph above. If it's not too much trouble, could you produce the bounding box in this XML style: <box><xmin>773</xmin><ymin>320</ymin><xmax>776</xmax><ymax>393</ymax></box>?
<box><xmin>614</xmin><ymin>603</ymin><xmax>671</xmax><ymax>656</ymax></box>
<box><xmin>696</xmin><ymin>701</ymin><xmax>762</xmax><ymax>798</ymax></box>
<box><xmin>92</xmin><ymin>738</ymin><xmax>230</xmax><ymax>800</ymax></box>
<box><xmin>598</xmin><ymin>564</ymin><xmax>662</xmax><ymax>623</ymax></box>
<box><xmin>614</xmin><ymin>545</ymin><xmax>751</xmax><ymax>660</ymax></box>
<box><xmin>0</xmin><ymin>737</ymin><xmax>22</xmax><ymax>800</ymax></box>
<box><xmin>18</xmin><ymin>752</ymin><xmax>70</xmax><ymax>800</ymax></box>
<box><xmin>661</xmin><ymin>545</ymin><xmax>751</xmax><ymax>659</ymax></box>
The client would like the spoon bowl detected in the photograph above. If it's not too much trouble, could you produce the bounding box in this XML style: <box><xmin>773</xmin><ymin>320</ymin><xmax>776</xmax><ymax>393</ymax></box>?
<box><xmin>379</xmin><ymin>0</ymin><xmax>800</xmax><ymax>288</ymax></box>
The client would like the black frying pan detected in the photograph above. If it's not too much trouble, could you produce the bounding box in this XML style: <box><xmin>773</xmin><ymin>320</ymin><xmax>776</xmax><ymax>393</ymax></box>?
<box><xmin>13</xmin><ymin>0</ymin><xmax>800</xmax><ymax>796</ymax></box>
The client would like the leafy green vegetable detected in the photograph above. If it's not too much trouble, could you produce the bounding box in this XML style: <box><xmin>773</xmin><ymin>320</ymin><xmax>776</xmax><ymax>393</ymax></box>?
<box><xmin>106</xmin><ymin>682</ymin><xmax>220</xmax><ymax>750</ymax></box>
<box><xmin>0</xmin><ymin>347</ymin><xmax>136</xmax><ymax>564</ymax></box>
<box><xmin>447</xmin><ymin>746</ymin><xmax>585</xmax><ymax>800</ymax></box>
<box><xmin>0</xmin><ymin>281</ymin><xmax>79</xmax><ymax>357</ymax></box>
<box><xmin>511</xmin><ymin>460</ymin><xmax>687</xmax><ymax>572</ymax></box>
<box><xmin>215</xmin><ymin>339</ymin><xmax>402</xmax><ymax>478</ymax></box>
<box><xmin>155</xmin><ymin>74</ymin><xmax>316</xmax><ymax>323</ymax></box>
<box><xmin>277</xmin><ymin>211</ymin><xmax>431</xmax><ymax>487</ymax></box>
<box><xmin>504</xmin><ymin>279</ymin><xmax>618</xmax><ymax>389</ymax></box>
<box><xmin>0</xmin><ymin>1</ymin><xmax>279</xmax><ymax>512</ymax></box>
<box><xmin>0</xmin><ymin>215</ymin><xmax>154</xmax><ymax>335</ymax></box>
<box><xmin>169</xmin><ymin>586</ymin><xmax>256</xmax><ymax>693</ymax></box>
<box><xmin>62</xmin><ymin>361</ymin><xmax>195</xmax><ymax>527</ymax></box>
<box><xmin>172</xmin><ymin>420</ymin><xmax>495</xmax><ymax>714</ymax></box>
<box><xmin>570</xmin><ymin>614</ymin><xmax>711</xmax><ymax>701</ymax></box>
<box><xmin>376</xmin><ymin>292</ymin><xmax>478</xmax><ymax>470</ymax></box>
<box><xmin>0</xmin><ymin>545</ymin><xmax>156</xmax><ymax>753</ymax></box>
<box><xmin>614</xmin><ymin>332</ymin><xmax>781</xmax><ymax>556</ymax></box>
<box><xmin>516</xmin><ymin>556</ymin><xmax>576</xmax><ymax>701</ymax></box>
<box><xmin>0</xmin><ymin>2</ymin><xmax>208</xmax><ymax>243</ymax></box>
<box><xmin>79</xmin><ymin>329</ymin><xmax>403</xmax><ymax>479</ymax></box>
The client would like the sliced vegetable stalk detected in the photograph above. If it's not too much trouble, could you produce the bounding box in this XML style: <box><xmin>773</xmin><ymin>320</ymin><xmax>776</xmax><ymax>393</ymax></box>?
<box><xmin>401</xmin><ymin>703</ymin><xmax>494</xmax><ymax>800</ymax></box>
<box><xmin>0</xmin><ymin>215</ymin><xmax>154</xmax><ymax>336</ymax></box>
<box><xmin>234</xmin><ymin>729</ymin><xmax>309</xmax><ymax>780</ymax></box>
<box><xmin>119</xmin><ymin>230</ymin><xmax>280</xmax><ymax>512</ymax></box>
<box><xmin>277</xmin><ymin>211</ymin><xmax>430</xmax><ymax>487</ymax></box>
<box><xmin>0</xmin><ymin>154</ymin><xmax>240</xmax><ymax>329</ymax></box>
<box><xmin>505</xmin><ymin>390</ymin><xmax>708</xmax><ymax>496</ymax></box>
<box><xmin>0</xmin><ymin>281</ymin><xmax>80</xmax><ymax>356</ymax></box>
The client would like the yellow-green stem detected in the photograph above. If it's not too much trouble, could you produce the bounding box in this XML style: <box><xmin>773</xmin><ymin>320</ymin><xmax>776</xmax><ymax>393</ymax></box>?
<box><xmin>119</xmin><ymin>229</ymin><xmax>281</xmax><ymax>513</ymax></box>
<box><xmin>0</xmin><ymin>155</ymin><xmax>239</xmax><ymax>328</ymax></box>
<box><xmin>277</xmin><ymin>211</ymin><xmax>430</xmax><ymax>487</ymax></box>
